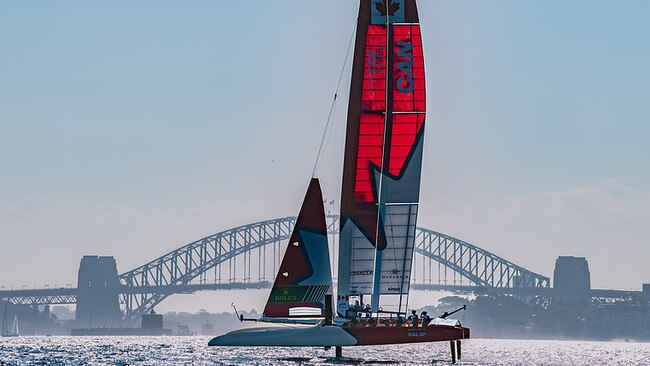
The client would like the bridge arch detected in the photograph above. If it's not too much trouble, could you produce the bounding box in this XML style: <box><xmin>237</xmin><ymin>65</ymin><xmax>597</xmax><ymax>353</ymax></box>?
<box><xmin>118</xmin><ymin>215</ymin><xmax>549</xmax><ymax>318</ymax></box>
<box><xmin>119</xmin><ymin>217</ymin><xmax>297</xmax><ymax>318</ymax></box>
<box><xmin>414</xmin><ymin>227</ymin><xmax>549</xmax><ymax>289</ymax></box>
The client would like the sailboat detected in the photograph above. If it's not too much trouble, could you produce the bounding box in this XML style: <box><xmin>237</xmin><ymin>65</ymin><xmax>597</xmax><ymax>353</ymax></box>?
<box><xmin>1</xmin><ymin>305</ymin><xmax>19</xmax><ymax>338</ymax></box>
<box><xmin>209</xmin><ymin>0</ymin><xmax>469</xmax><ymax>356</ymax></box>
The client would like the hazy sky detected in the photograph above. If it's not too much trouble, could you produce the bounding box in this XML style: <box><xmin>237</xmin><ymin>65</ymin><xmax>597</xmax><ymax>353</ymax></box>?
<box><xmin>1</xmin><ymin>1</ymin><xmax>649</xmax><ymax>312</ymax></box>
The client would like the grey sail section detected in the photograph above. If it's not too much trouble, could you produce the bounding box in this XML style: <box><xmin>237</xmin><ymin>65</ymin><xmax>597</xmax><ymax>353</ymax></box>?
<box><xmin>372</xmin><ymin>131</ymin><xmax>423</xmax><ymax>296</ymax></box>
<box><xmin>339</xmin><ymin>220</ymin><xmax>376</xmax><ymax>296</ymax></box>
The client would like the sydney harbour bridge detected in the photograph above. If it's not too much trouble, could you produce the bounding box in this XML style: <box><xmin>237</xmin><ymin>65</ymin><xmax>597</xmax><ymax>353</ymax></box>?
<box><xmin>0</xmin><ymin>215</ymin><xmax>639</xmax><ymax>324</ymax></box>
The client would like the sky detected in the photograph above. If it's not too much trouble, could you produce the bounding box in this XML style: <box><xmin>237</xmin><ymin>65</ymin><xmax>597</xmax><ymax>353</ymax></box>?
<box><xmin>1</xmin><ymin>1</ymin><xmax>649</xmax><ymax>312</ymax></box>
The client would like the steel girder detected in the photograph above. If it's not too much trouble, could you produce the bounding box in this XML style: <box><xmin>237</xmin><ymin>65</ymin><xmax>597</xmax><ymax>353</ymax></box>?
<box><xmin>1</xmin><ymin>216</ymin><xmax>549</xmax><ymax>315</ymax></box>
<box><xmin>4</xmin><ymin>294</ymin><xmax>77</xmax><ymax>306</ymax></box>
<box><xmin>118</xmin><ymin>217</ymin><xmax>296</xmax><ymax>318</ymax></box>
<box><xmin>0</xmin><ymin>288</ymin><xmax>78</xmax><ymax>306</ymax></box>
<box><xmin>117</xmin><ymin>215</ymin><xmax>549</xmax><ymax>318</ymax></box>
<box><xmin>415</xmin><ymin>227</ymin><xmax>550</xmax><ymax>288</ymax></box>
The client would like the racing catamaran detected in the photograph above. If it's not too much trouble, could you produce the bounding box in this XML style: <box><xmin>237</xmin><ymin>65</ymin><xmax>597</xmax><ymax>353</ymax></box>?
<box><xmin>209</xmin><ymin>0</ymin><xmax>469</xmax><ymax>358</ymax></box>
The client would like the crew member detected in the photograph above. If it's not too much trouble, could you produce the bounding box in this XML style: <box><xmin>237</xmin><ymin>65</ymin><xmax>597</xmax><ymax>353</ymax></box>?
<box><xmin>408</xmin><ymin>310</ymin><xmax>419</xmax><ymax>327</ymax></box>
<box><xmin>367</xmin><ymin>315</ymin><xmax>377</xmax><ymax>327</ymax></box>
<box><xmin>421</xmin><ymin>311</ymin><xmax>432</xmax><ymax>326</ymax></box>
<box><xmin>396</xmin><ymin>314</ymin><xmax>404</xmax><ymax>327</ymax></box>
<box><xmin>348</xmin><ymin>313</ymin><xmax>360</xmax><ymax>327</ymax></box>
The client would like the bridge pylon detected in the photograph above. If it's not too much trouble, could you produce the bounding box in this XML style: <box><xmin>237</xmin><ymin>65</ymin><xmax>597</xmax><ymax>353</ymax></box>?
<box><xmin>75</xmin><ymin>255</ymin><xmax>122</xmax><ymax>327</ymax></box>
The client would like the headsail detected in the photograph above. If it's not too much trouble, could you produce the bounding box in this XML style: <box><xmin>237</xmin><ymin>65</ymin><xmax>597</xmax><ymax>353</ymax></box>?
<box><xmin>1</xmin><ymin>306</ymin><xmax>18</xmax><ymax>337</ymax></box>
<box><xmin>262</xmin><ymin>178</ymin><xmax>333</xmax><ymax>320</ymax></box>
<box><xmin>11</xmin><ymin>316</ymin><xmax>18</xmax><ymax>336</ymax></box>
<box><xmin>337</xmin><ymin>0</ymin><xmax>425</xmax><ymax>315</ymax></box>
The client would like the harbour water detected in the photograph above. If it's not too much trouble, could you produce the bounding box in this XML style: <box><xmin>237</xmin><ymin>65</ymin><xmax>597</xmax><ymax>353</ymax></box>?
<box><xmin>0</xmin><ymin>337</ymin><xmax>649</xmax><ymax>365</ymax></box>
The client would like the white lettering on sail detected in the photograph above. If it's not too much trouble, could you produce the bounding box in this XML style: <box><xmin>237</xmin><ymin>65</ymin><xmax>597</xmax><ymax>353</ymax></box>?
<box><xmin>396</xmin><ymin>40</ymin><xmax>414</xmax><ymax>94</ymax></box>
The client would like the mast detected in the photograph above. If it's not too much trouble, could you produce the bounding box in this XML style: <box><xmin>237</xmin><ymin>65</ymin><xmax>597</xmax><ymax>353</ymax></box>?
<box><xmin>337</xmin><ymin>0</ymin><xmax>426</xmax><ymax>316</ymax></box>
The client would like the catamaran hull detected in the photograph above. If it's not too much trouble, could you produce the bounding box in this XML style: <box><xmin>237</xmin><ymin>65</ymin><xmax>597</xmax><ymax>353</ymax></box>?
<box><xmin>208</xmin><ymin>326</ymin><xmax>357</xmax><ymax>347</ymax></box>
<box><xmin>208</xmin><ymin>324</ymin><xmax>469</xmax><ymax>347</ymax></box>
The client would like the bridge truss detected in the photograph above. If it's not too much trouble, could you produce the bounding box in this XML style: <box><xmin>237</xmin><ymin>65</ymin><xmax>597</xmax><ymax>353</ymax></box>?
<box><xmin>118</xmin><ymin>215</ymin><xmax>549</xmax><ymax>319</ymax></box>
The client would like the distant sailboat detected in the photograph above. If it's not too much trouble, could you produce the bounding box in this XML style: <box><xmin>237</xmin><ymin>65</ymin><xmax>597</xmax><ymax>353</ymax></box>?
<box><xmin>210</xmin><ymin>1</ymin><xmax>469</xmax><ymax>356</ymax></box>
<box><xmin>2</xmin><ymin>305</ymin><xmax>19</xmax><ymax>338</ymax></box>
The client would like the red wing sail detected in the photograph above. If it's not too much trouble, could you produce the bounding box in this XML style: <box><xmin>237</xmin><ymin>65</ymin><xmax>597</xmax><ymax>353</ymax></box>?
<box><xmin>263</xmin><ymin>178</ymin><xmax>332</xmax><ymax>319</ymax></box>
<box><xmin>337</xmin><ymin>0</ymin><xmax>425</xmax><ymax>315</ymax></box>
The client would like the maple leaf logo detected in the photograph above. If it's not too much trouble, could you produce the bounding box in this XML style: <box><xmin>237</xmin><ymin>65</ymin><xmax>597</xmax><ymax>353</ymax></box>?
<box><xmin>375</xmin><ymin>0</ymin><xmax>401</xmax><ymax>16</ymax></box>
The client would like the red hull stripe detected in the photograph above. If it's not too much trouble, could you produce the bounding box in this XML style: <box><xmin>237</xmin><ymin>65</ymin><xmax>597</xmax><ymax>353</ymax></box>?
<box><xmin>343</xmin><ymin>325</ymin><xmax>470</xmax><ymax>346</ymax></box>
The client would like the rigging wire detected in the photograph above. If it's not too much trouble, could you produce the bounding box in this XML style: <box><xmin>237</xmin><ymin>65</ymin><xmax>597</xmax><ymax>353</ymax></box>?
<box><xmin>311</xmin><ymin>20</ymin><xmax>358</xmax><ymax>178</ymax></box>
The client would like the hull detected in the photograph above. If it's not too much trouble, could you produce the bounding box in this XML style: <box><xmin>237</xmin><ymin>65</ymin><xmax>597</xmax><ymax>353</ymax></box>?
<box><xmin>208</xmin><ymin>325</ymin><xmax>358</xmax><ymax>347</ymax></box>
<box><xmin>208</xmin><ymin>324</ymin><xmax>469</xmax><ymax>347</ymax></box>
<box><xmin>345</xmin><ymin>324</ymin><xmax>469</xmax><ymax>346</ymax></box>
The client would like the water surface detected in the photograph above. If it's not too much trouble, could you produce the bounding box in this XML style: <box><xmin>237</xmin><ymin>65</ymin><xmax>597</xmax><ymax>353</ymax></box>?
<box><xmin>0</xmin><ymin>337</ymin><xmax>648</xmax><ymax>365</ymax></box>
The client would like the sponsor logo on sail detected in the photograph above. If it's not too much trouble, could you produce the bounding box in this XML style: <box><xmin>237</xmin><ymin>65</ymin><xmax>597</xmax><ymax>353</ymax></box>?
<box><xmin>367</xmin><ymin>48</ymin><xmax>385</xmax><ymax>76</ymax></box>
<box><xmin>366</xmin><ymin>47</ymin><xmax>385</xmax><ymax>91</ymax></box>
<box><xmin>350</xmin><ymin>270</ymin><xmax>374</xmax><ymax>276</ymax></box>
<box><xmin>273</xmin><ymin>295</ymin><xmax>298</xmax><ymax>301</ymax></box>
<box><xmin>270</xmin><ymin>287</ymin><xmax>304</xmax><ymax>302</ymax></box>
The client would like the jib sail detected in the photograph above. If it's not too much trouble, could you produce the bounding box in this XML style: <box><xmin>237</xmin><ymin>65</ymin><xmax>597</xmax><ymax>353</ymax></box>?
<box><xmin>263</xmin><ymin>178</ymin><xmax>333</xmax><ymax>319</ymax></box>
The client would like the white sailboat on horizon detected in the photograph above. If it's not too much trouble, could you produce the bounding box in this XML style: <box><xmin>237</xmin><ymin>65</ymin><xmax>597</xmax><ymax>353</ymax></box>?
<box><xmin>2</xmin><ymin>305</ymin><xmax>19</xmax><ymax>338</ymax></box>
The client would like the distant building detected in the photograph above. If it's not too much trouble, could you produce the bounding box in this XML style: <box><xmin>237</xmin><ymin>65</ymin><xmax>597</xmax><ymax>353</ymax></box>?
<box><xmin>592</xmin><ymin>303</ymin><xmax>650</xmax><ymax>338</ymax></box>
<box><xmin>553</xmin><ymin>256</ymin><xmax>591</xmax><ymax>303</ymax></box>
<box><xmin>141</xmin><ymin>311</ymin><xmax>164</xmax><ymax>333</ymax></box>
<box><xmin>177</xmin><ymin>324</ymin><xmax>195</xmax><ymax>336</ymax></box>
<box><xmin>70</xmin><ymin>310</ymin><xmax>171</xmax><ymax>336</ymax></box>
